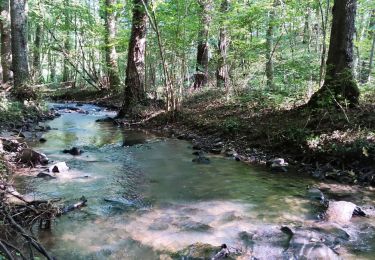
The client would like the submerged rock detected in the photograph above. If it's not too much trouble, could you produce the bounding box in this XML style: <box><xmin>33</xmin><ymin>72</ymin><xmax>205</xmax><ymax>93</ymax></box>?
<box><xmin>325</xmin><ymin>201</ymin><xmax>357</xmax><ymax>223</ymax></box>
<box><xmin>176</xmin><ymin>243</ymin><xmax>222</xmax><ymax>259</ymax></box>
<box><xmin>19</xmin><ymin>148</ymin><xmax>49</xmax><ymax>166</ymax></box>
<box><xmin>37</xmin><ymin>171</ymin><xmax>57</xmax><ymax>179</ymax></box>
<box><xmin>192</xmin><ymin>155</ymin><xmax>210</xmax><ymax>164</ymax></box>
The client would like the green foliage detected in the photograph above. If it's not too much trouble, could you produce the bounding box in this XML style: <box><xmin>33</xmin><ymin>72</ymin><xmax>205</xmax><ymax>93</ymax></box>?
<box><xmin>222</xmin><ymin>117</ymin><xmax>241</xmax><ymax>134</ymax></box>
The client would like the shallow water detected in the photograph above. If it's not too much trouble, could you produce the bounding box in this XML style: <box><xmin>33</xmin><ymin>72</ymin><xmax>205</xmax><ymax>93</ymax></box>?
<box><xmin>16</xmin><ymin>103</ymin><xmax>375</xmax><ymax>259</ymax></box>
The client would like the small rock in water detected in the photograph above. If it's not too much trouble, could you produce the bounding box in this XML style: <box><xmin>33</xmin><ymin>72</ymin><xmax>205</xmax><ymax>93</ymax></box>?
<box><xmin>325</xmin><ymin>201</ymin><xmax>357</xmax><ymax>223</ymax></box>
<box><xmin>268</xmin><ymin>158</ymin><xmax>288</xmax><ymax>172</ymax></box>
<box><xmin>63</xmin><ymin>147</ymin><xmax>83</xmax><ymax>156</ymax></box>
<box><xmin>39</xmin><ymin>137</ymin><xmax>47</xmax><ymax>143</ymax></box>
<box><xmin>37</xmin><ymin>171</ymin><xmax>57</xmax><ymax>179</ymax></box>
<box><xmin>213</xmin><ymin>244</ymin><xmax>230</xmax><ymax>259</ymax></box>
<box><xmin>49</xmin><ymin>162</ymin><xmax>69</xmax><ymax>173</ymax></box>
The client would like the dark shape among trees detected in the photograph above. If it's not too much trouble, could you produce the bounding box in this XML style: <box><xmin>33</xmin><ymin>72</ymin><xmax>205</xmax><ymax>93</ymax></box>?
<box><xmin>118</xmin><ymin>0</ymin><xmax>148</xmax><ymax>117</ymax></box>
<box><xmin>308</xmin><ymin>0</ymin><xmax>360</xmax><ymax>107</ymax></box>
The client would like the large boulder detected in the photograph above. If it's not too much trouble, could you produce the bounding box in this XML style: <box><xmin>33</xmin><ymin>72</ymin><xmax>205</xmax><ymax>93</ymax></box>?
<box><xmin>325</xmin><ymin>201</ymin><xmax>357</xmax><ymax>223</ymax></box>
<box><xmin>19</xmin><ymin>148</ymin><xmax>49</xmax><ymax>166</ymax></box>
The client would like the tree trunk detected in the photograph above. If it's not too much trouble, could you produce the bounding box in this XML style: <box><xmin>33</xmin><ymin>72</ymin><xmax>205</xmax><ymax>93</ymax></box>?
<box><xmin>10</xmin><ymin>0</ymin><xmax>30</xmax><ymax>96</ymax></box>
<box><xmin>0</xmin><ymin>0</ymin><xmax>12</xmax><ymax>83</ymax></box>
<box><xmin>118</xmin><ymin>0</ymin><xmax>148</xmax><ymax>117</ymax></box>
<box><xmin>216</xmin><ymin>0</ymin><xmax>229</xmax><ymax>90</ymax></box>
<box><xmin>308</xmin><ymin>0</ymin><xmax>360</xmax><ymax>107</ymax></box>
<box><xmin>302</xmin><ymin>7</ymin><xmax>311</xmax><ymax>50</ymax></box>
<box><xmin>193</xmin><ymin>0</ymin><xmax>211</xmax><ymax>90</ymax></box>
<box><xmin>265</xmin><ymin>0</ymin><xmax>277</xmax><ymax>90</ymax></box>
<box><xmin>318</xmin><ymin>0</ymin><xmax>330</xmax><ymax>87</ymax></box>
<box><xmin>368</xmin><ymin>36</ymin><xmax>375</xmax><ymax>82</ymax></box>
<box><xmin>104</xmin><ymin>0</ymin><xmax>120</xmax><ymax>91</ymax></box>
<box><xmin>361</xmin><ymin>10</ymin><xmax>374</xmax><ymax>83</ymax></box>
<box><xmin>33</xmin><ymin>23</ymin><xmax>42</xmax><ymax>82</ymax></box>
<box><xmin>62</xmin><ymin>0</ymin><xmax>70</xmax><ymax>82</ymax></box>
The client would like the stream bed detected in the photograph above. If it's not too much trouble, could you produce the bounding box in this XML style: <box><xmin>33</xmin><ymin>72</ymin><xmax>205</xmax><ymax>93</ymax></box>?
<box><xmin>15</xmin><ymin>103</ymin><xmax>375</xmax><ymax>259</ymax></box>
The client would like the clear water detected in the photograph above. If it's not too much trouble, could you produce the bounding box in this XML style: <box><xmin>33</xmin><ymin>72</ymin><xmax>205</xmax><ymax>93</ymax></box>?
<box><xmin>16</xmin><ymin>103</ymin><xmax>375</xmax><ymax>259</ymax></box>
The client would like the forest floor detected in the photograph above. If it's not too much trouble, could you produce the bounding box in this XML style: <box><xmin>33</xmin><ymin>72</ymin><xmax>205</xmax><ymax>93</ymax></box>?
<box><xmin>56</xmin><ymin>87</ymin><xmax>375</xmax><ymax>186</ymax></box>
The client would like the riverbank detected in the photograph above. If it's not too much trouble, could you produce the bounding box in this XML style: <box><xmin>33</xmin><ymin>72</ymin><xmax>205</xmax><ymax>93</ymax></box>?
<box><xmin>72</xmin><ymin>88</ymin><xmax>375</xmax><ymax>187</ymax></box>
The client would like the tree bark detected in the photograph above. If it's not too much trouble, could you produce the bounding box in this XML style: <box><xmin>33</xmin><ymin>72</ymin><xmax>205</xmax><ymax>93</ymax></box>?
<box><xmin>32</xmin><ymin>23</ymin><xmax>42</xmax><ymax>82</ymax></box>
<box><xmin>308</xmin><ymin>0</ymin><xmax>360</xmax><ymax>107</ymax></box>
<box><xmin>62</xmin><ymin>0</ymin><xmax>70</xmax><ymax>82</ymax></box>
<box><xmin>265</xmin><ymin>0</ymin><xmax>277</xmax><ymax>90</ymax></box>
<box><xmin>193</xmin><ymin>0</ymin><xmax>211</xmax><ymax>90</ymax></box>
<box><xmin>104</xmin><ymin>0</ymin><xmax>120</xmax><ymax>90</ymax></box>
<box><xmin>318</xmin><ymin>0</ymin><xmax>330</xmax><ymax>88</ymax></box>
<box><xmin>118</xmin><ymin>0</ymin><xmax>148</xmax><ymax>117</ymax></box>
<box><xmin>10</xmin><ymin>0</ymin><xmax>30</xmax><ymax>95</ymax></box>
<box><xmin>0</xmin><ymin>0</ymin><xmax>12</xmax><ymax>83</ymax></box>
<box><xmin>216</xmin><ymin>0</ymin><xmax>229</xmax><ymax>90</ymax></box>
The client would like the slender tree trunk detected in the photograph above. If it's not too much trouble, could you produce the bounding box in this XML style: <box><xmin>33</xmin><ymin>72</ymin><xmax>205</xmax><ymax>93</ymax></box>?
<box><xmin>265</xmin><ymin>0</ymin><xmax>277</xmax><ymax>90</ymax></box>
<box><xmin>193</xmin><ymin>0</ymin><xmax>211</xmax><ymax>90</ymax></box>
<box><xmin>216</xmin><ymin>0</ymin><xmax>229</xmax><ymax>90</ymax></box>
<box><xmin>302</xmin><ymin>6</ymin><xmax>311</xmax><ymax>52</ymax></box>
<box><xmin>118</xmin><ymin>0</ymin><xmax>148</xmax><ymax>117</ymax></box>
<box><xmin>368</xmin><ymin>36</ymin><xmax>375</xmax><ymax>82</ymax></box>
<box><xmin>308</xmin><ymin>0</ymin><xmax>360</xmax><ymax>107</ymax></box>
<box><xmin>10</xmin><ymin>0</ymin><xmax>30</xmax><ymax>96</ymax></box>
<box><xmin>62</xmin><ymin>0</ymin><xmax>70</xmax><ymax>82</ymax></box>
<box><xmin>104</xmin><ymin>0</ymin><xmax>120</xmax><ymax>90</ymax></box>
<box><xmin>33</xmin><ymin>23</ymin><xmax>42</xmax><ymax>82</ymax></box>
<box><xmin>362</xmin><ymin>10</ymin><xmax>374</xmax><ymax>83</ymax></box>
<box><xmin>318</xmin><ymin>0</ymin><xmax>330</xmax><ymax>87</ymax></box>
<box><xmin>0</xmin><ymin>0</ymin><xmax>12</xmax><ymax>83</ymax></box>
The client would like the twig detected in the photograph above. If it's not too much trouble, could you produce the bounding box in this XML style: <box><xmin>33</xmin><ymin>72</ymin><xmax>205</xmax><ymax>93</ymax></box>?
<box><xmin>0</xmin><ymin>240</ymin><xmax>14</xmax><ymax>260</ymax></box>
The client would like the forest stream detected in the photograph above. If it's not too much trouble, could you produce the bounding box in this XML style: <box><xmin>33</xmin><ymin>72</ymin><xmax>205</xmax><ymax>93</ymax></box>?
<box><xmin>13</xmin><ymin>104</ymin><xmax>375</xmax><ymax>259</ymax></box>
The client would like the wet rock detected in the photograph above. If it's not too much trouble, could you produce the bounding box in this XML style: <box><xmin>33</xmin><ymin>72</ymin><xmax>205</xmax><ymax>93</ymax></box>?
<box><xmin>49</xmin><ymin>162</ymin><xmax>69</xmax><ymax>173</ymax></box>
<box><xmin>63</xmin><ymin>147</ymin><xmax>83</xmax><ymax>156</ymax></box>
<box><xmin>210</xmin><ymin>148</ymin><xmax>222</xmax><ymax>154</ymax></box>
<box><xmin>283</xmin><ymin>227</ymin><xmax>341</xmax><ymax>259</ymax></box>
<box><xmin>1</xmin><ymin>138</ymin><xmax>26</xmax><ymax>152</ymax></box>
<box><xmin>268</xmin><ymin>158</ymin><xmax>288</xmax><ymax>172</ymax></box>
<box><xmin>96</xmin><ymin>117</ymin><xmax>115</xmax><ymax>123</ymax></box>
<box><xmin>177</xmin><ymin>243</ymin><xmax>221</xmax><ymax>259</ymax></box>
<box><xmin>355</xmin><ymin>205</ymin><xmax>375</xmax><ymax>217</ymax></box>
<box><xmin>37</xmin><ymin>171</ymin><xmax>57</xmax><ymax>179</ymax></box>
<box><xmin>19</xmin><ymin>148</ymin><xmax>49</xmax><ymax>166</ymax></box>
<box><xmin>39</xmin><ymin>138</ymin><xmax>47</xmax><ymax>143</ymax></box>
<box><xmin>325</xmin><ymin>201</ymin><xmax>357</xmax><ymax>223</ymax></box>
<box><xmin>213</xmin><ymin>244</ymin><xmax>230</xmax><ymax>259</ymax></box>
<box><xmin>177</xmin><ymin>220</ymin><xmax>212</xmax><ymax>232</ymax></box>
<box><xmin>307</xmin><ymin>188</ymin><xmax>326</xmax><ymax>203</ymax></box>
